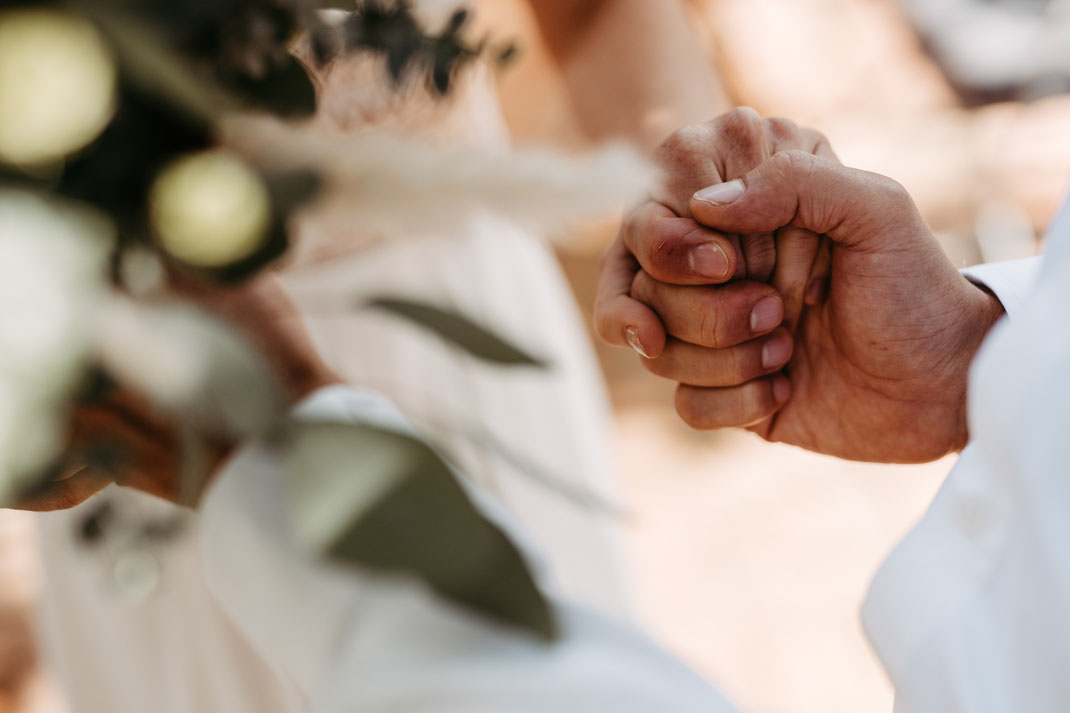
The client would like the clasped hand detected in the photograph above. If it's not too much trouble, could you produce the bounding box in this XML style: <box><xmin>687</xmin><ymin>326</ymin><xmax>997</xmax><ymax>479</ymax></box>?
<box><xmin>595</xmin><ymin>108</ymin><xmax>1005</xmax><ymax>463</ymax></box>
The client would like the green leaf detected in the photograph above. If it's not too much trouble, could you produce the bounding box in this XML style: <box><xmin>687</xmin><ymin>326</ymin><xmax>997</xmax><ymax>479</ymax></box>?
<box><xmin>284</xmin><ymin>421</ymin><xmax>557</xmax><ymax>640</ymax></box>
<box><xmin>365</xmin><ymin>298</ymin><xmax>547</xmax><ymax>367</ymax></box>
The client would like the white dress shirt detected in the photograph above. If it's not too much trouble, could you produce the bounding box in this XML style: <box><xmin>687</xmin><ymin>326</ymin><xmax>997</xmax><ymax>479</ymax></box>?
<box><xmin>862</xmin><ymin>199</ymin><xmax>1070</xmax><ymax>712</ymax></box>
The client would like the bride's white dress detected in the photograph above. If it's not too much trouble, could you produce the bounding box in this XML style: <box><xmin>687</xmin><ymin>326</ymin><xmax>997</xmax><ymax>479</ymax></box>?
<box><xmin>33</xmin><ymin>4</ymin><xmax>632</xmax><ymax>712</ymax></box>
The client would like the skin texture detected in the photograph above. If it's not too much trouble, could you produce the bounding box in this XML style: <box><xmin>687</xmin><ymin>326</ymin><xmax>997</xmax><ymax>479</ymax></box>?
<box><xmin>596</xmin><ymin>109</ymin><xmax>838</xmax><ymax>361</ymax></box>
<box><xmin>11</xmin><ymin>276</ymin><xmax>339</xmax><ymax>511</ymax></box>
<box><xmin>595</xmin><ymin>110</ymin><xmax>1006</xmax><ymax>463</ymax></box>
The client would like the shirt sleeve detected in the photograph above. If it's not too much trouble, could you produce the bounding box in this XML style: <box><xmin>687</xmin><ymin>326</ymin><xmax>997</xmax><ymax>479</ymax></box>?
<box><xmin>198</xmin><ymin>385</ymin><xmax>740</xmax><ymax>713</ymax></box>
<box><xmin>864</xmin><ymin>240</ymin><xmax>1070</xmax><ymax>711</ymax></box>
<box><xmin>961</xmin><ymin>255</ymin><xmax>1043</xmax><ymax>320</ymax></box>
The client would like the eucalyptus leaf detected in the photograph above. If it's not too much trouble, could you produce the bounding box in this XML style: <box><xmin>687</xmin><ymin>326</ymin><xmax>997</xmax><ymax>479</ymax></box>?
<box><xmin>365</xmin><ymin>298</ymin><xmax>547</xmax><ymax>367</ymax></box>
<box><xmin>284</xmin><ymin>421</ymin><xmax>557</xmax><ymax>640</ymax></box>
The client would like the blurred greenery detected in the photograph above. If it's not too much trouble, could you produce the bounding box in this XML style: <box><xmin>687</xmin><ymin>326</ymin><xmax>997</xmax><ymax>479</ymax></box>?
<box><xmin>0</xmin><ymin>0</ymin><xmax>555</xmax><ymax>639</ymax></box>
<box><xmin>367</xmin><ymin>297</ymin><xmax>547</xmax><ymax>367</ymax></box>
<box><xmin>285</xmin><ymin>421</ymin><xmax>556</xmax><ymax>639</ymax></box>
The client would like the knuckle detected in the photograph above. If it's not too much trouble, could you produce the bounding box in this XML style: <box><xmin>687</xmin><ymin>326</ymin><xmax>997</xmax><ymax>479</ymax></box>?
<box><xmin>719</xmin><ymin>107</ymin><xmax>763</xmax><ymax>142</ymax></box>
<box><xmin>629</xmin><ymin>269</ymin><xmax>653</xmax><ymax>302</ymax></box>
<box><xmin>765</xmin><ymin>116</ymin><xmax>800</xmax><ymax>143</ymax></box>
<box><xmin>770</xmin><ymin>150</ymin><xmax>817</xmax><ymax>181</ymax></box>
<box><xmin>655</xmin><ymin>124</ymin><xmax>710</xmax><ymax>165</ymax></box>
<box><xmin>647</xmin><ymin>235</ymin><xmax>677</xmax><ymax>273</ymax></box>
<box><xmin>873</xmin><ymin>173</ymin><xmax>912</xmax><ymax>205</ymax></box>
<box><xmin>697</xmin><ymin>297</ymin><xmax>724</xmax><ymax>346</ymax></box>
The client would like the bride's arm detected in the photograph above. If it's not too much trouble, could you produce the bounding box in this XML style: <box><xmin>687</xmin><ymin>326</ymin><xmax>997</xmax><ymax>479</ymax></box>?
<box><xmin>528</xmin><ymin>0</ymin><xmax>731</xmax><ymax>152</ymax></box>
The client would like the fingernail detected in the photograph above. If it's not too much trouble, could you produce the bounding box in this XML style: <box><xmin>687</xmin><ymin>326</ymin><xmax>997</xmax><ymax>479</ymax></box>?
<box><xmin>693</xmin><ymin>179</ymin><xmax>745</xmax><ymax>206</ymax></box>
<box><xmin>773</xmin><ymin>375</ymin><xmax>791</xmax><ymax>404</ymax></box>
<box><xmin>761</xmin><ymin>335</ymin><xmax>793</xmax><ymax>370</ymax></box>
<box><xmin>625</xmin><ymin>326</ymin><xmax>651</xmax><ymax>358</ymax></box>
<box><xmin>688</xmin><ymin>243</ymin><xmax>730</xmax><ymax>279</ymax></box>
<box><xmin>750</xmin><ymin>297</ymin><xmax>783</xmax><ymax>333</ymax></box>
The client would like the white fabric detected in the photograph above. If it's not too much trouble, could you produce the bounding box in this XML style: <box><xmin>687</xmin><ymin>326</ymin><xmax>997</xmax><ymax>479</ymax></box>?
<box><xmin>961</xmin><ymin>255</ymin><xmax>1043</xmax><ymax>319</ymax></box>
<box><xmin>33</xmin><ymin>9</ymin><xmax>631</xmax><ymax>708</ymax></box>
<box><xmin>278</xmin><ymin>218</ymin><xmax>632</xmax><ymax>620</ymax></box>
<box><xmin>862</xmin><ymin>199</ymin><xmax>1070</xmax><ymax>712</ymax></box>
<box><xmin>34</xmin><ymin>488</ymin><xmax>301</xmax><ymax>713</ymax></box>
<box><xmin>199</xmin><ymin>385</ymin><xmax>738</xmax><ymax>713</ymax></box>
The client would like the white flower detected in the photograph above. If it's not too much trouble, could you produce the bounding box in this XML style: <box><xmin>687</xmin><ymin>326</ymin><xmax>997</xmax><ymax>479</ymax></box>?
<box><xmin>93</xmin><ymin>297</ymin><xmax>285</xmax><ymax>439</ymax></box>
<box><xmin>0</xmin><ymin>190</ymin><xmax>111</xmax><ymax>502</ymax></box>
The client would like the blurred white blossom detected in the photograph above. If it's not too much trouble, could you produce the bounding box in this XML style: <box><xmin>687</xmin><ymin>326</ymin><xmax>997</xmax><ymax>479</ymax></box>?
<box><xmin>93</xmin><ymin>297</ymin><xmax>285</xmax><ymax>439</ymax></box>
<box><xmin>0</xmin><ymin>190</ymin><xmax>112</xmax><ymax>502</ymax></box>
<box><xmin>223</xmin><ymin>118</ymin><xmax>656</xmax><ymax>251</ymax></box>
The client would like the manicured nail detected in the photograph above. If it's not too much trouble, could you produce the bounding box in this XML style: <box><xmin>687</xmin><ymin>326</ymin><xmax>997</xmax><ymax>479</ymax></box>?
<box><xmin>750</xmin><ymin>297</ymin><xmax>783</xmax><ymax>333</ymax></box>
<box><xmin>761</xmin><ymin>334</ymin><xmax>793</xmax><ymax>370</ymax></box>
<box><xmin>773</xmin><ymin>375</ymin><xmax>791</xmax><ymax>404</ymax></box>
<box><xmin>625</xmin><ymin>326</ymin><xmax>651</xmax><ymax>358</ymax></box>
<box><xmin>688</xmin><ymin>243</ymin><xmax>730</xmax><ymax>279</ymax></box>
<box><xmin>693</xmin><ymin>179</ymin><xmax>745</xmax><ymax>206</ymax></box>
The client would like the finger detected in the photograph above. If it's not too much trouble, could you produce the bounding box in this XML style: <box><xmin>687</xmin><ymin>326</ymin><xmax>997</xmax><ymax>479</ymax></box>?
<box><xmin>12</xmin><ymin>467</ymin><xmax>112</xmax><ymax>512</ymax></box>
<box><xmin>594</xmin><ymin>235</ymin><xmax>667</xmax><ymax>358</ymax></box>
<box><xmin>772</xmin><ymin>226</ymin><xmax>821</xmax><ymax>331</ymax></box>
<box><xmin>690</xmin><ymin>151</ymin><xmax>919</xmax><ymax>251</ymax></box>
<box><xmin>805</xmin><ymin>238</ymin><xmax>833</xmax><ymax>307</ymax></box>
<box><xmin>620</xmin><ymin>201</ymin><xmax>744</xmax><ymax>285</ymax></box>
<box><xmin>675</xmin><ymin>376</ymin><xmax>792</xmax><ymax>430</ymax></box>
<box><xmin>741</xmin><ymin>231</ymin><xmax>776</xmax><ymax>282</ymax></box>
<box><xmin>710</xmin><ymin>109</ymin><xmax>777</xmax><ymax>281</ymax></box>
<box><xmin>764</xmin><ymin>118</ymin><xmax>841</xmax><ymax>164</ymax></box>
<box><xmin>631</xmin><ymin>272</ymin><xmax>784</xmax><ymax>348</ymax></box>
<box><xmin>642</xmin><ymin>329</ymin><xmax>794</xmax><ymax>387</ymax></box>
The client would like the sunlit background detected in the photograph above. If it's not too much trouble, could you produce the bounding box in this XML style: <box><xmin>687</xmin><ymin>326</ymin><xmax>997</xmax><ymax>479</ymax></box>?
<box><xmin>3</xmin><ymin>1</ymin><xmax>1069</xmax><ymax>712</ymax></box>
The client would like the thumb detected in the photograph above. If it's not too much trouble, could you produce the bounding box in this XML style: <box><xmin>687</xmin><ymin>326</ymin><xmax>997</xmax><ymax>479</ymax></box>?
<box><xmin>689</xmin><ymin>151</ymin><xmax>922</xmax><ymax>252</ymax></box>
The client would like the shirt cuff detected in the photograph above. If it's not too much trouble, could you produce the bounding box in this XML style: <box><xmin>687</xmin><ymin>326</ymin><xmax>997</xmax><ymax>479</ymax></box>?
<box><xmin>291</xmin><ymin>384</ymin><xmax>414</xmax><ymax>434</ymax></box>
<box><xmin>961</xmin><ymin>256</ymin><xmax>1043</xmax><ymax>321</ymax></box>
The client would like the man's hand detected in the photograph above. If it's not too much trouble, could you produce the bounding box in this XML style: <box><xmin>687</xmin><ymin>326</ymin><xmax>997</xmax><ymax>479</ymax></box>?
<box><xmin>614</xmin><ymin>147</ymin><xmax>1005</xmax><ymax>463</ymax></box>
<box><xmin>595</xmin><ymin>108</ymin><xmax>838</xmax><ymax>360</ymax></box>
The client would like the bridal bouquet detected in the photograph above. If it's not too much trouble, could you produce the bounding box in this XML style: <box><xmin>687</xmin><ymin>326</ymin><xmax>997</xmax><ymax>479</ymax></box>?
<box><xmin>0</xmin><ymin>0</ymin><xmax>651</xmax><ymax>637</ymax></box>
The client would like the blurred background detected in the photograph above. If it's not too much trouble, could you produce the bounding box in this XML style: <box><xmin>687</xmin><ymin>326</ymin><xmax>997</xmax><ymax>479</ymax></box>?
<box><xmin>3</xmin><ymin>0</ymin><xmax>1069</xmax><ymax>712</ymax></box>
